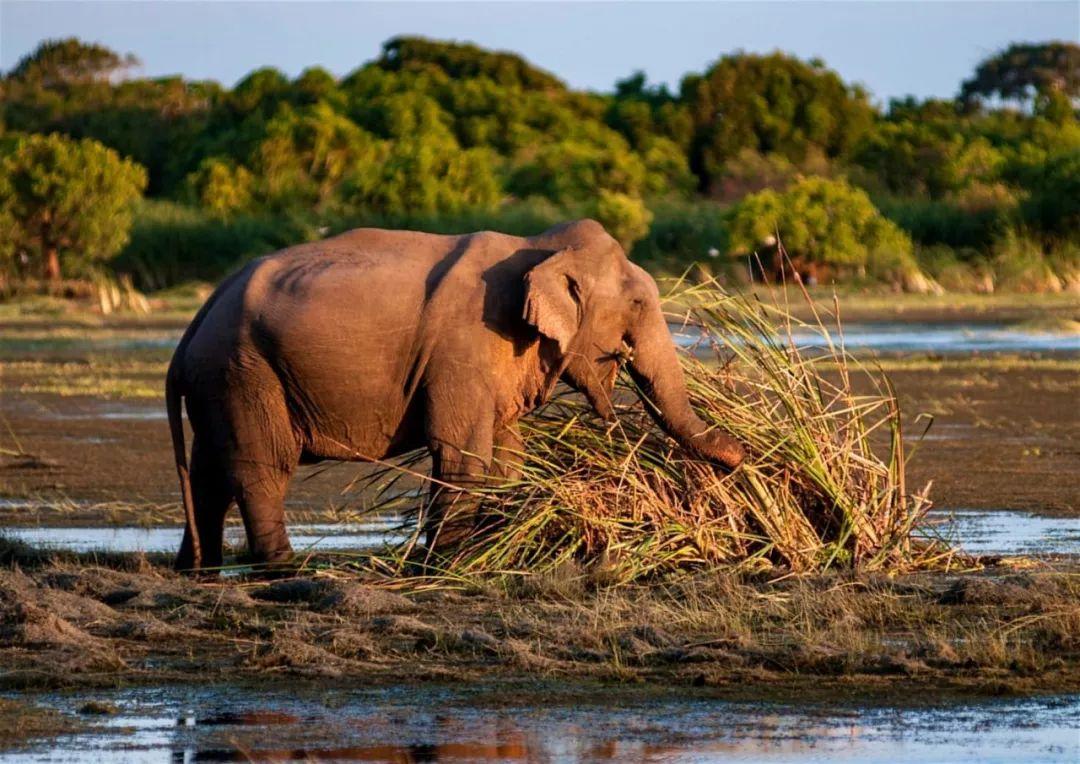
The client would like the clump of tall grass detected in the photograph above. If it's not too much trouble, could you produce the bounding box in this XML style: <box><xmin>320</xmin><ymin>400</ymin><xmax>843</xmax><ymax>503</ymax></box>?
<box><xmin>356</xmin><ymin>278</ymin><xmax>948</xmax><ymax>585</ymax></box>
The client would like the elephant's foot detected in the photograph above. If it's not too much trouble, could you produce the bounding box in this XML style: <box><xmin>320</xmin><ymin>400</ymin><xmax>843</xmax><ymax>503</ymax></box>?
<box><xmin>174</xmin><ymin>550</ymin><xmax>224</xmax><ymax>577</ymax></box>
<box><xmin>424</xmin><ymin>514</ymin><xmax>478</xmax><ymax>555</ymax></box>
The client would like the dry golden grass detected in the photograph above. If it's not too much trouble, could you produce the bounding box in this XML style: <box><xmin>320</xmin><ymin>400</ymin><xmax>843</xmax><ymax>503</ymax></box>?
<box><xmin>1</xmin><ymin>546</ymin><xmax>1077</xmax><ymax>695</ymax></box>
<box><xmin>350</xmin><ymin>279</ymin><xmax>955</xmax><ymax>587</ymax></box>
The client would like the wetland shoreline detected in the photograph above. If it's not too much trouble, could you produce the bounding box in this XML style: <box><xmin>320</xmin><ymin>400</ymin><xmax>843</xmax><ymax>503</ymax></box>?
<box><xmin>1</xmin><ymin>292</ymin><xmax>1078</xmax><ymax>756</ymax></box>
<box><xmin>1</xmin><ymin>544</ymin><xmax>1078</xmax><ymax>698</ymax></box>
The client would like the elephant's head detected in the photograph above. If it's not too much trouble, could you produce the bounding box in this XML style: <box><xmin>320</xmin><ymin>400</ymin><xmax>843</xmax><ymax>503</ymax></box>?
<box><xmin>523</xmin><ymin>219</ymin><xmax>744</xmax><ymax>470</ymax></box>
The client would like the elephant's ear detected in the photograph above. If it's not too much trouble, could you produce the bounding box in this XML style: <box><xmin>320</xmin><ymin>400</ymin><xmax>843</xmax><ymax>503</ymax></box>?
<box><xmin>523</xmin><ymin>248</ymin><xmax>583</xmax><ymax>353</ymax></box>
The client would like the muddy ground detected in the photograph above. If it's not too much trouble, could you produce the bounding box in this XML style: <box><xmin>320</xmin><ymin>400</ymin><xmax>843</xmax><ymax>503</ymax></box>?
<box><xmin>1</xmin><ymin>358</ymin><xmax>1076</xmax><ymax>523</ymax></box>
<box><xmin>1</xmin><ymin>543</ymin><xmax>1077</xmax><ymax>697</ymax></box>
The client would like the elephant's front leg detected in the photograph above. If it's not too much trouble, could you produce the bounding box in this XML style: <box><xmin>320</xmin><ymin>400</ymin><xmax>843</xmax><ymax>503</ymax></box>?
<box><xmin>424</xmin><ymin>403</ymin><xmax>494</xmax><ymax>551</ymax></box>
<box><xmin>491</xmin><ymin>421</ymin><xmax>524</xmax><ymax>482</ymax></box>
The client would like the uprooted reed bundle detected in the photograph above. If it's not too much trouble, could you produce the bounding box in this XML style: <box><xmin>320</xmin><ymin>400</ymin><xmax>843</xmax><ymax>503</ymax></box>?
<box><xmin>354</xmin><ymin>279</ymin><xmax>948</xmax><ymax>585</ymax></box>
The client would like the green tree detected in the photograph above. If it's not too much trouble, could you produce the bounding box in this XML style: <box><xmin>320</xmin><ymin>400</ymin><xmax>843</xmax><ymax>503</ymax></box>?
<box><xmin>1017</xmin><ymin>149</ymin><xmax>1080</xmax><ymax>238</ymax></box>
<box><xmin>249</xmin><ymin>101</ymin><xmax>384</xmax><ymax>208</ymax></box>
<box><xmin>7</xmin><ymin>37</ymin><xmax>137</xmax><ymax>85</ymax></box>
<box><xmin>509</xmin><ymin>137</ymin><xmax>648</xmax><ymax>204</ymax></box>
<box><xmin>729</xmin><ymin>177</ymin><xmax>913</xmax><ymax>270</ymax></box>
<box><xmin>853</xmin><ymin>121</ymin><xmax>1004</xmax><ymax>197</ymax></box>
<box><xmin>229</xmin><ymin>67</ymin><xmax>292</xmax><ymax>116</ymax></box>
<box><xmin>347</xmin><ymin>134</ymin><xmax>500</xmax><ymax>215</ymax></box>
<box><xmin>291</xmin><ymin>67</ymin><xmax>343</xmax><ymax>107</ymax></box>
<box><xmin>184</xmin><ymin>157</ymin><xmax>254</xmax><ymax>218</ymax></box>
<box><xmin>680</xmin><ymin>53</ymin><xmax>874</xmax><ymax>193</ymax></box>
<box><xmin>592</xmin><ymin>191</ymin><xmax>653</xmax><ymax>250</ymax></box>
<box><xmin>960</xmin><ymin>42</ymin><xmax>1080</xmax><ymax>108</ymax></box>
<box><xmin>378</xmin><ymin>36</ymin><xmax>565</xmax><ymax>92</ymax></box>
<box><xmin>2</xmin><ymin>41</ymin><xmax>214</xmax><ymax>195</ymax></box>
<box><xmin>0</xmin><ymin>132</ymin><xmax>147</xmax><ymax>279</ymax></box>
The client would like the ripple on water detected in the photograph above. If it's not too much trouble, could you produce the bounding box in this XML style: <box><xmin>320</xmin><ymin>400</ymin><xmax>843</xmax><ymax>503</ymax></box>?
<box><xmin>922</xmin><ymin>509</ymin><xmax>1080</xmax><ymax>556</ymax></box>
<box><xmin>0</xmin><ymin>519</ymin><xmax>409</xmax><ymax>554</ymax></box>
<box><xmin>2</xmin><ymin>684</ymin><xmax>1077</xmax><ymax>763</ymax></box>
<box><xmin>673</xmin><ymin>322</ymin><xmax>1080</xmax><ymax>354</ymax></box>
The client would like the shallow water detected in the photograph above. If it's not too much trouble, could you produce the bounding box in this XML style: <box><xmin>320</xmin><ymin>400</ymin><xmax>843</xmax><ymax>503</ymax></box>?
<box><xmin>4</xmin><ymin>683</ymin><xmax>1077</xmax><ymax>763</ymax></box>
<box><xmin>5</xmin><ymin>322</ymin><xmax>1079</xmax><ymax>362</ymax></box>
<box><xmin>674</xmin><ymin>322</ymin><xmax>1080</xmax><ymax>354</ymax></box>
<box><xmin>924</xmin><ymin>509</ymin><xmax>1080</xmax><ymax>556</ymax></box>
<box><xmin>0</xmin><ymin>518</ymin><xmax>409</xmax><ymax>555</ymax></box>
<box><xmin>3</xmin><ymin>509</ymin><xmax>1076</xmax><ymax>558</ymax></box>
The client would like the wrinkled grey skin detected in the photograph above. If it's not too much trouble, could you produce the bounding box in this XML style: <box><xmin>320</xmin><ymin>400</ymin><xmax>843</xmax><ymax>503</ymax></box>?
<box><xmin>167</xmin><ymin>220</ymin><xmax>744</xmax><ymax>570</ymax></box>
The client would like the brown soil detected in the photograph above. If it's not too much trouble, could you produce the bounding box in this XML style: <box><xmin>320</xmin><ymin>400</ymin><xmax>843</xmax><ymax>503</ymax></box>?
<box><xmin>0</xmin><ymin>393</ymin><xmax>396</xmax><ymax>522</ymax></box>
<box><xmin>893</xmin><ymin>365</ymin><xmax>1079</xmax><ymax>515</ymax></box>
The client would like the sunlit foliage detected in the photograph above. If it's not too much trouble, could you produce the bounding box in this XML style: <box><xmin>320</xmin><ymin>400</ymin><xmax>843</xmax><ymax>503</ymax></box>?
<box><xmin>0</xmin><ymin>132</ymin><xmax>147</xmax><ymax>279</ymax></box>
<box><xmin>729</xmin><ymin>177</ymin><xmax>914</xmax><ymax>271</ymax></box>
<box><xmin>0</xmin><ymin>35</ymin><xmax>1077</xmax><ymax>290</ymax></box>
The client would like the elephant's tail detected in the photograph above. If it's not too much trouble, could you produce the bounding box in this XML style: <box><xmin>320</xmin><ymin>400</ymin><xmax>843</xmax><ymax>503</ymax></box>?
<box><xmin>167</xmin><ymin>356</ymin><xmax>200</xmax><ymax>570</ymax></box>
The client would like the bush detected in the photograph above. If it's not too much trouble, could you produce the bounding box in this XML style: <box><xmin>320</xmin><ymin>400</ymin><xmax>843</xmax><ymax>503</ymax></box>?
<box><xmin>591</xmin><ymin>191</ymin><xmax>653</xmax><ymax>250</ymax></box>
<box><xmin>729</xmin><ymin>177</ymin><xmax>915</xmax><ymax>273</ymax></box>
<box><xmin>991</xmin><ymin>235</ymin><xmax>1063</xmax><ymax>293</ymax></box>
<box><xmin>114</xmin><ymin>200</ymin><xmax>316</xmax><ymax>289</ymax></box>
<box><xmin>876</xmin><ymin>195</ymin><xmax>1014</xmax><ymax>251</ymax></box>
<box><xmin>916</xmin><ymin>245</ymin><xmax>993</xmax><ymax>292</ymax></box>
<box><xmin>1017</xmin><ymin>150</ymin><xmax>1080</xmax><ymax>239</ymax></box>
<box><xmin>630</xmin><ymin>198</ymin><xmax>732</xmax><ymax>276</ymax></box>
<box><xmin>184</xmin><ymin>157</ymin><xmax>254</xmax><ymax>218</ymax></box>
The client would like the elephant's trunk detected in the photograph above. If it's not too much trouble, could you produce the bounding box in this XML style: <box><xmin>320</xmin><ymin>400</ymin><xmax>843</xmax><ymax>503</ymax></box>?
<box><xmin>626</xmin><ymin>308</ymin><xmax>744</xmax><ymax>469</ymax></box>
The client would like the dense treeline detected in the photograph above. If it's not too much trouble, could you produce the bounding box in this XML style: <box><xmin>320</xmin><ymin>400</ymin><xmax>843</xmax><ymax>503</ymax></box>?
<box><xmin>1</xmin><ymin>36</ymin><xmax>1077</xmax><ymax>291</ymax></box>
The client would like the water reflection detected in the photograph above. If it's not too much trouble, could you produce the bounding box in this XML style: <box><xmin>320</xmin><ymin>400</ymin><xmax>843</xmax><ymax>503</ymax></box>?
<box><xmin>923</xmin><ymin>509</ymin><xmax>1080</xmax><ymax>556</ymax></box>
<box><xmin>6</xmin><ymin>684</ymin><xmax>1077</xmax><ymax>763</ymax></box>
<box><xmin>5</xmin><ymin>508</ymin><xmax>1076</xmax><ymax>557</ymax></box>
<box><xmin>0</xmin><ymin>519</ymin><xmax>408</xmax><ymax>554</ymax></box>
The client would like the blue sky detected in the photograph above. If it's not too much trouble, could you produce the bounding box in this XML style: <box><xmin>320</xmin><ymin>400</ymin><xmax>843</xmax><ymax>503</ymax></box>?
<box><xmin>2</xmin><ymin>2</ymin><xmax>1077</xmax><ymax>104</ymax></box>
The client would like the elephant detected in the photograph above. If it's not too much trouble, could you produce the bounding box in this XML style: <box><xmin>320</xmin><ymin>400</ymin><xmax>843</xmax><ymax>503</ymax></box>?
<box><xmin>166</xmin><ymin>219</ymin><xmax>744</xmax><ymax>570</ymax></box>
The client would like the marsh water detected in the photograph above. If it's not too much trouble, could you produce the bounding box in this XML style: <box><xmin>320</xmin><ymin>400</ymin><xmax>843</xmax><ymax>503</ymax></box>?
<box><xmin>3</xmin><ymin>508</ymin><xmax>1079</xmax><ymax>558</ymax></box>
<box><xmin>673</xmin><ymin>321</ymin><xmax>1080</xmax><ymax>354</ymax></box>
<box><xmin>4</xmin><ymin>683</ymin><xmax>1078</xmax><ymax>763</ymax></box>
<box><xmin>5</xmin><ymin>321</ymin><xmax>1080</xmax><ymax>358</ymax></box>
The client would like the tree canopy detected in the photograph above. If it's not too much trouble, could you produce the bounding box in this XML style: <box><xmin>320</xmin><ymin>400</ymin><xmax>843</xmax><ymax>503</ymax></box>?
<box><xmin>0</xmin><ymin>36</ymin><xmax>1076</xmax><ymax>289</ymax></box>
<box><xmin>680</xmin><ymin>53</ymin><xmax>875</xmax><ymax>193</ymax></box>
<box><xmin>960</xmin><ymin>42</ymin><xmax>1080</xmax><ymax>107</ymax></box>
<box><xmin>0</xmin><ymin>132</ymin><xmax>147</xmax><ymax>279</ymax></box>
<box><xmin>8</xmin><ymin>37</ymin><xmax>138</xmax><ymax>85</ymax></box>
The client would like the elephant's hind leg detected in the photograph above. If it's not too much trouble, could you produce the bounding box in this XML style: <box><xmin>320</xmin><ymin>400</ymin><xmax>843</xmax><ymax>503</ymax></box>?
<box><xmin>224</xmin><ymin>394</ymin><xmax>300</xmax><ymax>566</ymax></box>
<box><xmin>175</xmin><ymin>437</ymin><xmax>232</xmax><ymax>571</ymax></box>
<box><xmin>234</xmin><ymin>475</ymin><xmax>294</xmax><ymax>565</ymax></box>
<box><xmin>227</xmin><ymin>436</ymin><xmax>295</xmax><ymax>561</ymax></box>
